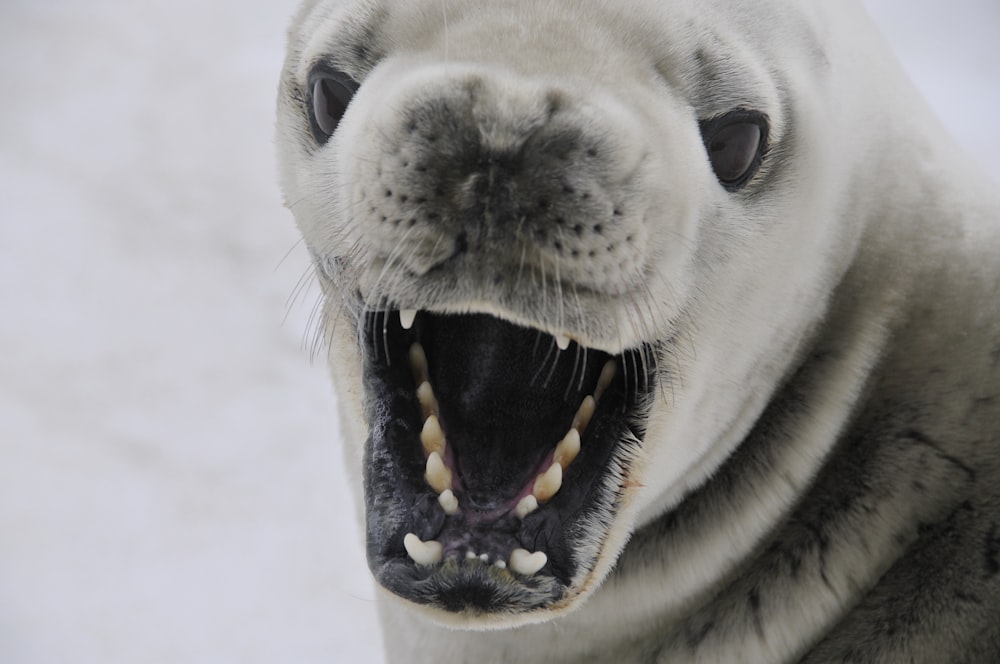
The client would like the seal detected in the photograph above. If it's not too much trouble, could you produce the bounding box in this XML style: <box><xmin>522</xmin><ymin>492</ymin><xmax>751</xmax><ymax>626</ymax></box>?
<box><xmin>276</xmin><ymin>0</ymin><xmax>1000</xmax><ymax>661</ymax></box>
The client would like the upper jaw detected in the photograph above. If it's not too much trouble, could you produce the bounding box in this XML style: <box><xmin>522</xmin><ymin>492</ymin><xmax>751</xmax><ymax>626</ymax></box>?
<box><xmin>358</xmin><ymin>306</ymin><xmax>658</xmax><ymax>620</ymax></box>
<box><xmin>318</xmin><ymin>248</ymin><xmax>674</xmax><ymax>356</ymax></box>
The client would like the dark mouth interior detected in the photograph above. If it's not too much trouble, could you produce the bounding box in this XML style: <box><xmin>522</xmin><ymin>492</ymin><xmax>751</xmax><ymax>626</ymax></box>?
<box><xmin>361</xmin><ymin>309</ymin><xmax>653</xmax><ymax>613</ymax></box>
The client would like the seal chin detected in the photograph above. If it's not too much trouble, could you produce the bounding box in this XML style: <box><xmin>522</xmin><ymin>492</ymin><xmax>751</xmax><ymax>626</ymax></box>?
<box><xmin>359</xmin><ymin>309</ymin><xmax>656</xmax><ymax>620</ymax></box>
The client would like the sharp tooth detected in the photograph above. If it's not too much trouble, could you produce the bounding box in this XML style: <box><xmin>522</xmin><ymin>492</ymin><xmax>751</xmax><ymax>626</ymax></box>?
<box><xmin>509</xmin><ymin>548</ymin><xmax>547</xmax><ymax>576</ymax></box>
<box><xmin>532</xmin><ymin>462</ymin><xmax>563</xmax><ymax>503</ymax></box>
<box><xmin>438</xmin><ymin>489</ymin><xmax>459</xmax><ymax>515</ymax></box>
<box><xmin>514</xmin><ymin>494</ymin><xmax>539</xmax><ymax>519</ymax></box>
<box><xmin>417</xmin><ymin>381</ymin><xmax>438</xmax><ymax>418</ymax></box>
<box><xmin>554</xmin><ymin>428</ymin><xmax>581</xmax><ymax>468</ymax></box>
<box><xmin>571</xmin><ymin>396</ymin><xmax>596</xmax><ymax>434</ymax></box>
<box><xmin>425</xmin><ymin>451</ymin><xmax>452</xmax><ymax>494</ymax></box>
<box><xmin>420</xmin><ymin>414</ymin><xmax>446</xmax><ymax>457</ymax></box>
<box><xmin>555</xmin><ymin>334</ymin><xmax>571</xmax><ymax>351</ymax></box>
<box><xmin>400</xmin><ymin>309</ymin><xmax>417</xmax><ymax>330</ymax></box>
<box><xmin>595</xmin><ymin>360</ymin><xmax>617</xmax><ymax>401</ymax></box>
<box><xmin>409</xmin><ymin>343</ymin><xmax>429</xmax><ymax>385</ymax></box>
<box><xmin>403</xmin><ymin>533</ymin><xmax>443</xmax><ymax>566</ymax></box>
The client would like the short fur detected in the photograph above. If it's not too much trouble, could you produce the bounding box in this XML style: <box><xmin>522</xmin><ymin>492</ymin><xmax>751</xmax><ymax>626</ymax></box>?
<box><xmin>276</xmin><ymin>1</ymin><xmax>1000</xmax><ymax>661</ymax></box>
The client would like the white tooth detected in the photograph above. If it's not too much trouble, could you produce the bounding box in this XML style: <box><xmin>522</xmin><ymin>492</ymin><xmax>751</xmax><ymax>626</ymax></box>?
<box><xmin>400</xmin><ymin>309</ymin><xmax>417</xmax><ymax>330</ymax></box>
<box><xmin>571</xmin><ymin>396</ymin><xmax>596</xmax><ymax>434</ymax></box>
<box><xmin>509</xmin><ymin>548</ymin><xmax>547</xmax><ymax>576</ymax></box>
<box><xmin>532</xmin><ymin>462</ymin><xmax>563</xmax><ymax>503</ymax></box>
<box><xmin>466</xmin><ymin>551</ymin><xmax>478</xmax><ymax>560</ymax></box>
<box><xmin>417</xmin><ymin>381</ymin><xmax>438</xmax><ymax>418</ymax></box>
<box><xmin>514</xmin><ymin>494</ymin><xmax>539</xmax><ymax>519</ymax></box>
<box><xmin>438</xmin><ymin>489</ymin><xmax>459</xmax><ymax>515</ymax></box>
<box><xmin>595</xmin><ymin>360</ymin><xmax>617</xmax><ymax>401</ymax></box>
<box><xmin>425</xmin><ymin>451</ymin><xmax>452</xmax><ymax>494</ymax></box>
<box><xmin>554</xmin><ymin>428</ymin><xmax>581</xmax><ymax>468</ymax></box>
<box><xmin>494</xmin><ymin>560</ymin><xmax>507</xmax><ymax>569</ymax></box>
<box><xmin>480</xmin><ymin>553</ymin><xmax>489</xmax><ymax>563</ymax></box>
<box><xmin>420</xmin><ymin>414</ymin><xmax>446</xmax><ymax>457</ymax></box>
<box><xmin>409</xmin><ymin>343</ymin><xmax>429</xmax><ymax>385</ymax></box>
<box><xmin>404</xmin><ymin>533</ymin><xmax>443</xmax><ymax>566</ymax></box>
<box><xmin>555</xmin><ymin>334</ymin><xmax>571</xmax><ymax>351</ymax></box>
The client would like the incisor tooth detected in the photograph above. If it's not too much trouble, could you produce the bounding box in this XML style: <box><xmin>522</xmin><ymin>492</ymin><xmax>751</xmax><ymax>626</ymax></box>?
<box><xmin>509</xmin><ymin>548</ymin><xmax>547</xmax><ymax>576</ymax></box>
<box><xmin>438</xmin><ymin>489</ymin><xmax>458</xmax><ymax>515</ymax></box>
<box><xmin>420</xmin><ymin>414</ymin><xmax>446</xmax><ymax>457</ymax></box>
<box><xmin>425</xmin><ymin>451</ymin><xmax>452</xmax><ymax>494</ymax></box>
<box><xmin>400</xmin><ymin>309</ymin><xmax>417</xmax><ymax>330</ymax></box>
<box><xmin>571</xmin><ymin>396</ymin><xmax>596</xmax><ymax>434</ymax></box>
<box><xmin>409</xmin><ymin>343</ymin><xmax>428</xmax><ymax>385</ymax></box>
<box><xmin>554</xmin><ymin>428</ymin><xmax>581</xmax><ymax>468</ymax></box>
<box><xmin>555</xmin><ymin>334</ymin><xmax>571</xmax><ymax>351</ymax></box>
<box><xmin>417</xmin><ymin>381</ymin><xmax>438</xmax><ymax>418</ymax></box>
<box><xmin>514</xmin><ymin>494</ymin><xmax>539</xmax><ymax>519</ymax></box>
<box><xmin>403</xmin><ymin>533</ymin><xmax>443</xmax><ymax>566</ymax></box>
<box><xmin>533</xmin><ymin>462</ymin><xmax>563</xmax><ymax>503</ymax></box>
<box><xmin>595</xmin><ymin>360</ymin><xmax>617</xmax><ymax>401</ymax></box>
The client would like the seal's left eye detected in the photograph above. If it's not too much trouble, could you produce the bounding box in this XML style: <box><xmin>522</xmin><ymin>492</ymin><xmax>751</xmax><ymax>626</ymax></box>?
<box><xmin>699</xmin><ymin>110</ymin><xmax>769</xmax><ymax>191</ymax></box>
<box><xmin>307</xmin><ymin>67</ymin><xmax>359</xmax><ymax>143</ymax></box>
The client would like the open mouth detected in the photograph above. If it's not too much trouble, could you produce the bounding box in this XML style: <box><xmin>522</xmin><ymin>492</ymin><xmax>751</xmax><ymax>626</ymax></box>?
<box><xmin>360</xmin><ymin>309</ymin><xmax>655</xmax><ymax>617</ymax></box>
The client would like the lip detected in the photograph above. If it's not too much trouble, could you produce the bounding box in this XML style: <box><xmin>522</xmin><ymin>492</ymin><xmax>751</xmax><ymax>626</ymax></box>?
<box><xmin>358</xmin><ymin>308</ymin><xmax>656</xmax><ymax>616</ymax></box>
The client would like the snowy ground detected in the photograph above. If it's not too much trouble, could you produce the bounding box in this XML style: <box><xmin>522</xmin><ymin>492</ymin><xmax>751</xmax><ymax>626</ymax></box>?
<box><xmin>1</xmin><ymin>1</ymin><xmax>996</xmax><ymax>663</ymax></box>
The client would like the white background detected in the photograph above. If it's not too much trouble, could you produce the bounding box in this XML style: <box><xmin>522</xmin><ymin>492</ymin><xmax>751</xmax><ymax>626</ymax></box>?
<box><xmin>1</xmin><ymin>1</ymin><xmax>997</xmax><ymax>662</ymax></box>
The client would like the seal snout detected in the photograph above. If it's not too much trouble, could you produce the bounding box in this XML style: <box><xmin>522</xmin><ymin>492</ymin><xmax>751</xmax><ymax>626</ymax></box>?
<box><xmin>353</xmin><ymin>69</ymin><xmax>649</xmax><ymax>296</ymax></box>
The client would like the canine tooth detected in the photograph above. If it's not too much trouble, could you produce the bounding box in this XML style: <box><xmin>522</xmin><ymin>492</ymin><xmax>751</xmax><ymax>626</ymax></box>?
<box><xmin>417</xmin><ymin>381</ymin><xmax>438</xmax><ymax>417</ymax></box>
<box><xmin>438</xmin><ymin>489</ymin><xmax>459</xmax><ymax>515</ymax></box>
<box><xmin>514</xmin><ymin>494</ymin><xmax>539</xmax><ymax>519</ymax></box>
<box><xmin>555</xmin><ymin>334</ymin><xmax>571</xmax><ymax>351</ymax></box>
<box><xmin>425</xmin><ymin>451</ymin><xmax>452</xmax><ymax>494</ymax></box>
<box><xmin>510</xmin><ymin>548</ymin><xmax>547</xmax><ymax>576</ymax></box>
<box><xmin>420</xmin><ymin>414</ymin><xmax>446</xmax><ymax>457</ymax></box>
<box><xmin>400</xmin><ymin>309</ymin><xmax>417</xmax><ymax>330</ymax></box>
<box><xmin>532</xmin><ymin>462</ymin><xmax>563</xmax><ymax>503</ymax></box>
<box><xmin>571</xmin><ymin>396</ymin><xmax>596</xmax><ymax>434</ymax></box>
<box><xmin>595</xmin><ymin>360</ymin><xmax>617</xmax><ymax>401</ymax></box>
<box><xmin>409</xmin><ymin>343</ymin><xmax>429</xmax><ymax>385</ymax></box>
<box><xmin>403</xmin><ymin>533</ymin><xmax>443</xmax><ymax>566</ymax></box>
<box><xmin>554</xmin><ymin>428</ymin><xmax>581</xmax><ymax>467</ymax></box>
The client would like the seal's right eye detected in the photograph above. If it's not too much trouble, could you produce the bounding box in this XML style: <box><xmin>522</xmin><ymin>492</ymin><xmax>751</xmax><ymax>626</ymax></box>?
<box><xmin>307</xmin><ymin>66</ymin><xmax>359</xmax><ymax>143</ymax></box>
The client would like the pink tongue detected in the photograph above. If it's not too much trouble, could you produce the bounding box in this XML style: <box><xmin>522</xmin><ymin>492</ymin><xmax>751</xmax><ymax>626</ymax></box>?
<box><xmin>458</xmin><ymin>448</ymin><xmax>557</xmax><ymax>525</ymax></box>
<box><xmin>422</xmin><ymin>314</ymin><xmax>597</xmax><ymax>508</ymax></box>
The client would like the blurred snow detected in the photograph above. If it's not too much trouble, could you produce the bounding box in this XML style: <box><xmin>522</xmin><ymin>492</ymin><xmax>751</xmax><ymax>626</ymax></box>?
<box><xmin>0</xmin><ymin>1</ymin><xmax>377</xmax><ymax>662</ymax></box>
<box><xmin>0</xmin><ymin>1</ymin><xmax>995</xmax><ymax>663</ymax></box>
<box><xmin>864</xmin><ymin>0</ymin><xmax>1000</xmax><ymax>180</ymax></box>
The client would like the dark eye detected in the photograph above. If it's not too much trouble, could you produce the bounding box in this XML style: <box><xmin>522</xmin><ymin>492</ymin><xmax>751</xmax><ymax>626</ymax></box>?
<box><xmin>307</xmin><ymin>66</ymin><xmax>359</xmax><ymax>143</ymax></box>
<box><xmin>699</xmin><ymin>110</ymin><xmax>769</xmax><ymax>191</ymax></box>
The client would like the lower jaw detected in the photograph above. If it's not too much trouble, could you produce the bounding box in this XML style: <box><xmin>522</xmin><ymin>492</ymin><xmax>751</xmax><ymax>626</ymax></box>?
<box><xmin>374</xmin><ymin>556</ymin><xmax>569</xmax><ymax>620</ymax></box>
<box><xmin>365</xmin><ymin>419</ymin><xmax>641</xmax><ymax>618</ymax></box>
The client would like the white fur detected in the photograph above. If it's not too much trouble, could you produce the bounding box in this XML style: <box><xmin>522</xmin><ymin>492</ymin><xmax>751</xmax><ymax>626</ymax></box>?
<box><xmin>277</xmin><ymin>0</ymin><xmax>1000</xmax><ymax>661</ymax></box>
